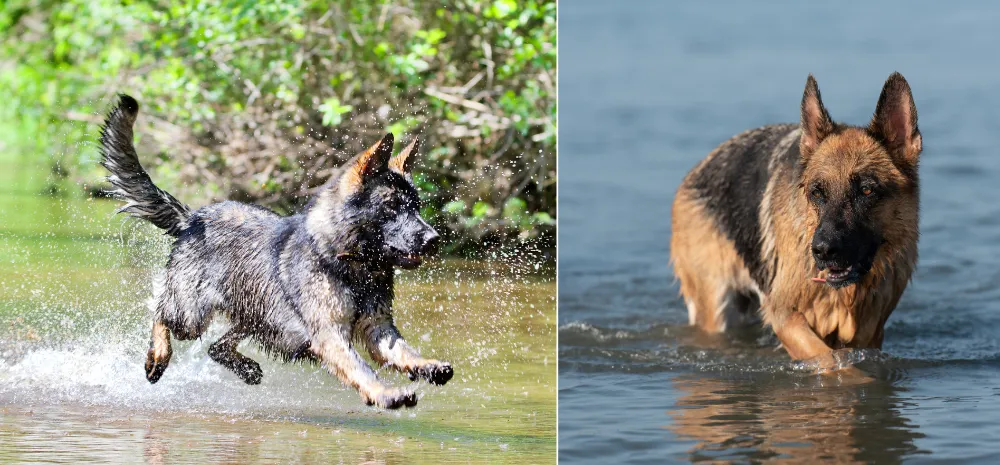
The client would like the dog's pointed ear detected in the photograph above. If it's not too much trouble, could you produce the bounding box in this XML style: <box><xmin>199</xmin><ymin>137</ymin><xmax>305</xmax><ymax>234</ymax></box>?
<box><xmin>341</xmin><ymin>133</ymin><xmax>394</xmax><ymax>193</ymax></box>
<box><xmin>800</xmin><ymin>74</ymin><xmax>835</xmax><ymax>160</ymax></box>
<box><xmin>389</xmin><ymin>138</ymin><xmax>419</xmax><ymax>174</ymax></box>
<box><xmin>870</xmin><ymin>72</ymin><xmax>921</xmax><ymax>165</ymax></box>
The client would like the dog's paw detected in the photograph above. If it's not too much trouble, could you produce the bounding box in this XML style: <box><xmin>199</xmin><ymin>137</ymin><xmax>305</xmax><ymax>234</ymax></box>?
<box><xmin>364</xmin><ymin>388</ymin><xmax>418</xmax><ymax>410</ymax></box>
<box><xmin>234</xmin><ymin>358</ymin><xmax>263</xmax><ymax>385</ymax></box>
<box><xmin>806</xmin><ymin>348</ymin><xmax>860</xmax><ymax>373</ymax></box>
<box><xmin>145</xmin><ymin>347</ymin><xmax>169</xmax><ymax>384</ymax></box>
<box><xmin>408</xmin><ymin>361</ymin><xmax>454</xmax><ymax>386</ymax></box>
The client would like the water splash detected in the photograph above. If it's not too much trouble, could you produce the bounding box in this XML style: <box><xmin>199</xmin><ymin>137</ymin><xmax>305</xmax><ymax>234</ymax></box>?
<box><xmin>0</xmin><ymin>201</ymin><xmax>555</xmax><ymax>420</ymax></box>
<box><xmin>559</xmin><ymin>320</ymin><xmax>1000</xmax><ymax>382</ymax></box>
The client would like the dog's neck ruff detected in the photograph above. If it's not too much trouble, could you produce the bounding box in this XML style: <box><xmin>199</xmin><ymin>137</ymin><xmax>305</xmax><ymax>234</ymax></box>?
<box><xmin>304</xmin><ymin>231</ymin><xmax>392</xmax><ymax>283</ymax></box>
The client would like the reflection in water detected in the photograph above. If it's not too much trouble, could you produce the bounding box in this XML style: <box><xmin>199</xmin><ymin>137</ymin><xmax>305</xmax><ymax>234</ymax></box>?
<box><xmin>143</xmin><ymin>430</ymin><xmax>168</xmax><ymax>465</ymax></box>
<box><xmin>0</xmin><ymin>404</ymin><xmax>484</xmax><ymax>463</ymax></box>
<box><xmin>667</xmin><ymin>374</ymin><xmax>926</xmax><ymax>463</ymax></box>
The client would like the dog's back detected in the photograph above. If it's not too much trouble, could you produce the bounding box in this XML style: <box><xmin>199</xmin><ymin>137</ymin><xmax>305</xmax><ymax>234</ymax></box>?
<box><xmin>671</xmin><ymin>124</ymin><xmax>802</xmax><ymax>331</ymax></box>
<box><xmin>158</xmin><ymin>201</ymin><xmax>313</xmax><ymax>356</ymax></box>
<box><xmin>677</xmin><ymin>125</ymin><xmax>802</xmax><ymax>290</ymax></box>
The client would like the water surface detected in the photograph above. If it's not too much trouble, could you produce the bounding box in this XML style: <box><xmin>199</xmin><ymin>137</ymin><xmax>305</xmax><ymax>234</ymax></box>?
<box><xmin>559</xmin><ymin>1</ymin><xmax>1000</xmax><ymax>463</ymax></box>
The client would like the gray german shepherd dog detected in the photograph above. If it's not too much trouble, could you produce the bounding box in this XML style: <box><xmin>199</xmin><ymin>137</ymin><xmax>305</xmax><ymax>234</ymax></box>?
<box><xmin>100</xmin><ymin>95</ymin><xmax>453</xmax><ymax>409</ymax></box>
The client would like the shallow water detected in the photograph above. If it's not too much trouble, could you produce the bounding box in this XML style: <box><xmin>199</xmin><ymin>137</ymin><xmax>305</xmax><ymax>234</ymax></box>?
<box><xmin>559</xmin><ymin>1</ymin><xmax>1000</xmax><ymax>463</ymax></box>
<box><xmin>0</xmin><ymin>138</ymin><xmax>555</xmax><ymax>462</ymax></box>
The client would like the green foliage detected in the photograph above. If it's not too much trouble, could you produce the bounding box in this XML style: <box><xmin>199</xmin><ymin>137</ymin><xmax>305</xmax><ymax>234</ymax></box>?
<box><xmin>318</xmin><ymin>98</ymin><xmax>352</xmax><ymax>127</ymax></box>
<box><xmin>0</xmin><ymin>0</ymin><xmax>556</xmax><ymax>255</ymax></box>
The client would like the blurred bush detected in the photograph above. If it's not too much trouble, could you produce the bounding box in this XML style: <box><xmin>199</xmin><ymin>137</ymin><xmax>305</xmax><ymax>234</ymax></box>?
<box><xmin>0</xmin><ymin>0</ymin><xmax>556</xmax><ymax>256</ymax></box>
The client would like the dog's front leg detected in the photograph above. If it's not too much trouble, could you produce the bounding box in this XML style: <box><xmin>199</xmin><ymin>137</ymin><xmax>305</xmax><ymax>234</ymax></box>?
<box><xmin>773</xmin><ymin>312</ymin><xmax>830</xmax><ymax>361</ymax></box>
<box><xmin>311</xmin><ymin>326</ymin><xmax>417</xmax><ymax>409</ymax></box>
<box><xmin>359</xmin><ymin>315</ymin><xmax>454</xmax><ymax>386</ymax></box>
<box><xmin>775</xmin><ymin>312</ymin><xmax>872</xmax><ymax>381</ymax></box>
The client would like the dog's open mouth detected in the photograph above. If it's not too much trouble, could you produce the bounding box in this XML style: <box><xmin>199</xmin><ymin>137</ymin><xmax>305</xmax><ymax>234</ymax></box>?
<box><xmin>811</xmin><ymin>265</ymin><xmax>856</xmax><ymax>286</ymax></box>
<box><xmin>393</xmin><ymin>253</ymin><xmax>423</xmax><ymax>269</ymax></box>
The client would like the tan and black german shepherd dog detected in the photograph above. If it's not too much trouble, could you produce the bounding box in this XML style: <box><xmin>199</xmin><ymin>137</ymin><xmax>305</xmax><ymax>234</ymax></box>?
<box><xmin>671</xmin><ymin>73</ymin><xmax>921</xmax><ymax>371</ymax></box>
<box><xmin>100</xmin><ymin>95</ymin><xmax>453</xmax><ymax>409</ymax></box>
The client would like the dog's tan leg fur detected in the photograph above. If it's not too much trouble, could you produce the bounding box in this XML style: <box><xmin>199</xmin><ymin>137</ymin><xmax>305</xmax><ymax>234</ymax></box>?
<box><xmin>311</xmin><ymin>326</ymin><xmax>416</xmax><ymax>409</ymax></box>
<box><xmin>358</xmin><ymin>314</ymin><xmax>454</xmax><ymax>385</ymax></box>
<box><xmin>772</xmin><ymin>312</ymin><xmax>831</xmax><ymax>360</ymax></box>
<box><xmin>144</xmin><ymin>320</ymin><xmax>172</xmax><ymax>383</ymax></box>
<box><xmin>774</xmin><ymin>312</ymin><xmax>872</xmax><ymax>381</ymax></box>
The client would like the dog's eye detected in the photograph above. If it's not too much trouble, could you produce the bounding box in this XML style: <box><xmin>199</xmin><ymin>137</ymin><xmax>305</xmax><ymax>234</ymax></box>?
<box><xmin>810</xmin><ymin>186</ymin><xmax>825</xmax><ymax>202</ymax></box>
<box><xmin>861</xmin><ymin>185</ymin><xmax>873</xmax><ymax>196</ymax></box>
<box><xmin>385</xmin><ymin>197</ymin><xmax>404</xmax><ymax>212</ymax></box>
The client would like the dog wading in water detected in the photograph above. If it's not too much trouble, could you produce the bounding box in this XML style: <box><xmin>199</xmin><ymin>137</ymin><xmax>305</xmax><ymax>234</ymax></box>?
<box><xmin>671</xmin><ymin>73</ymin><xmax>921</xmax><ymax>370</ymax></box>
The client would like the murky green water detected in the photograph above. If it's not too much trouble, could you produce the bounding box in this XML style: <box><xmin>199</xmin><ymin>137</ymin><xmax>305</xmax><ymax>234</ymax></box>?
<box><xmin>0</xmin><ymin>146</ymin><xmax>556</xmax><ymax>463</ymax></box>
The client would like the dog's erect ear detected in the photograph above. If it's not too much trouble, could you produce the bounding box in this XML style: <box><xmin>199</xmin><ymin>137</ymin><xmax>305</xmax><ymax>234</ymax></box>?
<box><xmin>799</xmin><ymin>74</ymin><xmax>835</xmax><ymax>160</ymax></box>
<box><xmin>342</xmin><ymin>133</ymin><xmax>394</xmax><ymax>193</ymax></box>
<box><xmin>389</xmin><ymin>138</ymin><xmax>419</xmax><ymax>174</ymax></box>
<box><xmin>870</xmin><ymin>72</ymin><xmax>921</xmax><ymax>165</ymax></box>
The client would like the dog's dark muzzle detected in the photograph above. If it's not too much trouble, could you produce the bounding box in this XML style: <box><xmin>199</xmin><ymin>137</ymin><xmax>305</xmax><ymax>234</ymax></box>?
<box><xmin>811</xmin><ymin>226</ymin><xmax>879</xmax><ymax>288</ymax></box>
<box><xmin>390</xmin><ymin>228</ymin><xmax>439</xmax><ymax>269</ymax></box>
<box><xmin>420</xmin><ymin>229</ymin><xmax>440</xmax><ymax>256</ymax></box>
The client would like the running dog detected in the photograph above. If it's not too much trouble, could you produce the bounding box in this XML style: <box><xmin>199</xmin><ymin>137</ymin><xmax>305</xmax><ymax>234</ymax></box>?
<box><xmin>671</xmin><ymin>73</ymin><xmax>921</xmax><ymax>368</ymax></box>
<box><xmin>100</xmin><ymin>95</ymin><xmax>453</xmax><ymax>408</ymax></box>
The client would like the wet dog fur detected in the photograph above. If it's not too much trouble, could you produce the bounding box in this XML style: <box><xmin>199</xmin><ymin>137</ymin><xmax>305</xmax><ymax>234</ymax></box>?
<box><xmin>671</xmin><ymin>73</ymin><xmax>921</xmax><ymax>368</ymax></box>
<box><xmin>100</xmin><ymin>95</ymin><xmax>453</xmax><ymax>409</ymax></box>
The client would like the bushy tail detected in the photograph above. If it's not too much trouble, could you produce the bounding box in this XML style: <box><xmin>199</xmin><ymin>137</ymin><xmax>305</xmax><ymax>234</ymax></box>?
<box><xmin>99</xmin><ymin>95</ymin><xmax>191</xmax><ymax>236</ymax></box>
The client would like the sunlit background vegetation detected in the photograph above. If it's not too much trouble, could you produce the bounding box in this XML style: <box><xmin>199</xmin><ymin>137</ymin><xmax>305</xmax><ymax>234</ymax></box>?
<box><xmin>0</xmin><ymin>0</ymin><xmax>556</xmax><ymax>258</ymax></box>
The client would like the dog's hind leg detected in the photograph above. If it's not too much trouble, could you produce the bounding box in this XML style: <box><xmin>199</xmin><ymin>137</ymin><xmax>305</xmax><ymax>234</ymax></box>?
<box><xmin>145</xmin><ymin>273</ymin><xmax>216</xmax><ymax>383</ymax></box>
<box><xmin>358</xmin><ymin>314</ymin><xmax>453</xmax><ymax>386</ymax></box>
<box><xmin>311</xmin><ymin>326</ymin><xmax>417</xmax><ymax>409</ymax></box>
<box><xmin>145</xmin><ymin>320</ymin><xmax>172</xmax><ymax>383</ymax></box>
<box><xmin>207</xmin><ymin>327</ymin><xmax>262</xmax><ymax>385</ymax></box>
<box><xmin>671</xmin><ymin>190</ymin><xmax>760</xmax><ymax>333</ymax></box>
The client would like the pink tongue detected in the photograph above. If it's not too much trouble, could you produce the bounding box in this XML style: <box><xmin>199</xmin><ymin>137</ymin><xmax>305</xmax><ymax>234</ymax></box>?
<box><xmin>811</xmin><ymin>277</ymin><xmax>827</xmax><ymax>283</ymax></box>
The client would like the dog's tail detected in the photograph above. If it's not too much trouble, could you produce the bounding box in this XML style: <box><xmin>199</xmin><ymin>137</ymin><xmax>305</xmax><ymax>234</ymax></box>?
<box><xmin>100</xmin><ymin>95</ymin><xmax>192</xmax><ymax>236</ymax></box>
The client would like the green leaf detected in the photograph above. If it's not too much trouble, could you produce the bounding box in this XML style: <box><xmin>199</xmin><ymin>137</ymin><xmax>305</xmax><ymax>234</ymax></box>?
<box><xmin>531</xmin><ymin>212</ymin><xmax>555</xmax><ymax>226</ymax></box>
<box><xmin>318</xmin><ymin>97</ymin><xmax>353</xmax><ymax>127</ymax></box>
<box><xmin>471</xmin><ymin>201</ymin><xmax>490</xmax><ymax>219</ymax></box>
<box><xmin>443</xmin><ymin>200</ymin><xmax>466</xmax><ymax>214</ymax></box>
<box><xmin>503</xmin><ymin>196</ymin><xmax>529</xmax><ymax>228</ymax></box>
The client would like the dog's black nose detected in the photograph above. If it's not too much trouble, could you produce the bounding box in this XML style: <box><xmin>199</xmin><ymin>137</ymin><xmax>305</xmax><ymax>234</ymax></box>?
<box><xmin>422</xmin><ymin>230</ymin><xmax>440</xmax><ymax>255</ymax></box>
<box><xmin>812</xmin><ymin>239</ymin><xmax>838</xmax><ymax>262</ymax></box>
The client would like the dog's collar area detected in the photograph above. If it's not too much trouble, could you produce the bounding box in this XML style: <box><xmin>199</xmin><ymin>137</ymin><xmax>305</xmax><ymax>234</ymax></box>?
<box><xmin>306</xmin><ymin>236</ymin><xmax>370</xmax><ymax>275</ymax></box>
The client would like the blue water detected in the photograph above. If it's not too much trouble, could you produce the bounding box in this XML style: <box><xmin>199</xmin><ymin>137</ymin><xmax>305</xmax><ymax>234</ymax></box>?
<box><xmin>558</xmin><ymin>1</ymin><xmax>1000</xmax><ymax>463</ymax></box>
